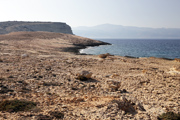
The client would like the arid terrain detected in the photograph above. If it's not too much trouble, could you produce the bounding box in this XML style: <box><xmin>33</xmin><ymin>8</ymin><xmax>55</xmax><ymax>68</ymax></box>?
<box><xmin>0</xmin><ymin>32</ymin><xmax>180</xmax><ymax>120</ymax></box>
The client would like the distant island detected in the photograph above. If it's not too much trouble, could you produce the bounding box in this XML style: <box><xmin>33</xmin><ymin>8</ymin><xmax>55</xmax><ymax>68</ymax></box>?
<box><xmin>73</xmin><ymin>24</ymin><xmax>180</xmax><ymax>39</ymax></box>
<box><xmin>0</xmin><ymin>21</ymin><xmax>73</xmax><ymax>35</ymax></box>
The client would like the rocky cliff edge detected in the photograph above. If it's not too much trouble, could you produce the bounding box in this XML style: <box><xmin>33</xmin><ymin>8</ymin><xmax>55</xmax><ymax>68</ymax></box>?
<box><xmin>0</xmin><ymin>21</ymin><xmax>73</xmax><ymax>34</ymax></box>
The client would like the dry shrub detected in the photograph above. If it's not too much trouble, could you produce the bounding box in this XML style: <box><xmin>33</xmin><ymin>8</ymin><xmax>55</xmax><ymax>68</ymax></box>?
<box><xmin>108</xmin><ymin>98</ymin><xmax>136</xmax><ymax>114</ymax></box>
<box><xmin>49</xmin><ymin>111</ymin><xmax>64</xmax><ymax>119</ymax></box>
<box><xmin>43</xmin><ymin>82</ymin><xmax>59</xmax><ymax>86</ymax></box>
<box><xmin>0</xmin><ymin>77</ymin><xmax>6</xmax><ymax>81</ymax></box>
<box><xmin>0</xmin><ymin>59</ymin><xmax>3</xmax><ymax>62</ymax></box>
<box><xmin>76</xmin><ymin>75</ymin><xmax>88</xmax><ymax>81</ymax></box>
<box><xmin>37</xmin><ymin>114</ymin><xmax>52</xmax><ymax>120</ymax></box>
<box><xmin>157</xmin><ymin>112</ymin><xmax>180</xmax><ymax>120</ymax></box>
<box><xmin>98</xmin><ymin>53</ymin><xmax>112</xmax><ymax>58</ymax></box>
<box><xmin>0</xmin><ymin>99</ymin><xmax>37</xmax><ymax>112</ymax></box>
<box><xmin>0</xmin><ymin>84</ymin><xmax>14</xmax><ymax>94</ymax></box>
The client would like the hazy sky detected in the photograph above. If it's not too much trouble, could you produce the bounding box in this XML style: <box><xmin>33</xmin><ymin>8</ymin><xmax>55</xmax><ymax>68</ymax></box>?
<box><xmin>0</xmin><ymin>0</ymin><xmax>180</xmax><ymax>28</ymax></box>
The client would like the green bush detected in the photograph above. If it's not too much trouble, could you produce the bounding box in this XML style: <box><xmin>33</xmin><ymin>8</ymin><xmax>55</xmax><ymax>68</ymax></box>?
<box><xmin>157</xmin><ymin>112</ymin><xmax>180</xmax><ymax>120</ymax></box>
<box><xmin>0</xmin><ymin>99</ymin><xmax>37</xmax><ymax>112</ymax></box>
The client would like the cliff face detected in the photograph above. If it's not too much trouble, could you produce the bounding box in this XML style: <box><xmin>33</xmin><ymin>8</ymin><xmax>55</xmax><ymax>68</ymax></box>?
<box><xmin>0</xmin><ymin>21</ymin><xmax>73</xmax><ymax>34</ymax></box>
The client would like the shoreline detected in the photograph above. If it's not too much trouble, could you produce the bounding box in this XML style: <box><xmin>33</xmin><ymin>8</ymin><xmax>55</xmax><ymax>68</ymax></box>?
<box><xmin>79</xmin><ymin>44</ymin><xmax>112</xmax><ymax>55</ymax></box>
<box><xmin>61</xmin><ymin>42</ymin><xmax>111</xmax><ymax>54</ymax></box>
<box><xmin>79</xmin><ymin>41</ymin><xmax>179</xmax><ymax>60</ymax></box>
<box><xmin>80</xmin><ymin>46</ymin><xmax>176</xmax><ymax>60</ymax></box>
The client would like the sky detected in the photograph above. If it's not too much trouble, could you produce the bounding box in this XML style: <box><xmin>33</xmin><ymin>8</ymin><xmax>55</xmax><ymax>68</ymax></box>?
<box><xmin>0</xmin><ymin>0</ymin><xmax>180</xmax><ymax>28</ymax></box>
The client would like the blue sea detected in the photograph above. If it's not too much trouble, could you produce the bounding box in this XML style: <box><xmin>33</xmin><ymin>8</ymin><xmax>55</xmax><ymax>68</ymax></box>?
<box><xmin>80</xmin><ymin>39</ymin><xmax>180</xmax><ymax>59</ymax></box>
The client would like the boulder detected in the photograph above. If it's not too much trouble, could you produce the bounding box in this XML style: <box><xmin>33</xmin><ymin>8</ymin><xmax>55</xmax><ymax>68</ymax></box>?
<box><xmin>76</xmin><ymin>70</ymin><xmax>93</xmax><ymax>81</ymax></box>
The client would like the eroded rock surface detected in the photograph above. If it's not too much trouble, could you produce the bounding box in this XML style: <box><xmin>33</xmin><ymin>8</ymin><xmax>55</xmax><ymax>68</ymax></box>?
<box><xmin>0</xmin><ymin>32</ymin><xmax>179</xmax><ymax>119</ymax></box>
<box><xmin>0</xmin><ymin>21</ymin><xmax>73</xmax><ymax>34</ymax></box>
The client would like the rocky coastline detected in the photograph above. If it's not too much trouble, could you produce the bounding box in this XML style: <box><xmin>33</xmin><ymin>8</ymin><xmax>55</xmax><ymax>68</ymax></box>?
<box><xmin>0</xmin><ymin>31</ymin><xmax>180</xmax><ymax>120</ymax></box>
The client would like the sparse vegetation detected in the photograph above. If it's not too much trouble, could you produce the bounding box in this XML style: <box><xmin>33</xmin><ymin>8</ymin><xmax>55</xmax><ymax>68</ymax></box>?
<box><xmin>0</xmin><ymin>77</ymin><xmax>6</xmax><ymax>81</ymax></box>
<box><xmin>37</xmin><ymin>114</ymin><xmax>52</xmax><ymax>120</ymax></box>
<box><xmin>43</xmin><ymin>82</ymin><xmax>59</xmax><ymax>86</ymax></box>
<box><xmin>0</xmin><ymin>99</ymin><xmax>37</xmax><ymax>112</ymax></box>
<box><xmin>49</xmin><ymin>111</ymin><xmax>64</xmax><ymax>119</ymax></box>
<box><xmin>0</xmin><ymin>59</ymin><xmax>3</xmax><ymax>62</ymax></box>
<box><xmin>110</xmin><ymin>99</ymin><xmax>136</xmax><ymax>114</ymax></box>
<box><xmin>0</xmin><ymin>84</ymin><xmax>14</xmax><ymax>94</ymax></box>
<box><xmin>76</xmin><ymin>75</ymin><xmax>88</xmax><ymax>81</ymax></box>
<box><xmin>157</xmin><ymin>112</ymin><xmax>180</xmax><ymax>120</ymax></box>
<box><xmin>98</xmin><ymin>53</ymin><xmax>112</xmax><ymax>58</ymax></box>
<box><xmin>8</xmin><ymin>75</ymin><xmax>14</xmax><ymax>78</ymax></box>
<box><xmin>17</xmin><ymin>87</ymin><xmax>31</xmax><ymax>93</ymax></box>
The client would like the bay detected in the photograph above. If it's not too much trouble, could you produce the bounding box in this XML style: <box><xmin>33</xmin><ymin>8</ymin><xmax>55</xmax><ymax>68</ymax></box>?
<box><xmin>80</xmin><ymin>39</ymin><xmax>180</xmax><ymax>59</ymax></box>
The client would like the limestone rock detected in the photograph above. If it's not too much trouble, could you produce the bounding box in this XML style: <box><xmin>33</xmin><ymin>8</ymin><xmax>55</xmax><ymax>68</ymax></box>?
<box><xmin>0</xmin><ymin>21</ymin><xmax>73</xmax><ymax>34</ymax></box>
<box><xmin>76</xmin><ymin>70</ymin><xmax>93</xmax><ymax>80</ymax></box>
<box><xmin>174</xmin><ymin>66</ymin><xmax>180</xmax><ymax>72</ymax></box>
<box><xmin>175</xmin><ymin>58</ymin><xmax>180</xmax><ymax>62</ymax></box>
<box><xmin>98</xmin><ymin>53</ymin><xmax>112</xmax><ymax>59</ymax></box>
<box><xmin>21</xmin><ymin>54</ymin><xmax>29</xmax><ymax>58</ymax></box>
<box><xmin>105</xmin><ymin>79</ymin><xmax>121</xmax><ymax>91</ymax></box>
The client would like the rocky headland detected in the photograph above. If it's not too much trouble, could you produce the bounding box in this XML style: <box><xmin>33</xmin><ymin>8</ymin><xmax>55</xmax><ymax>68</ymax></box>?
<box><xmin>0</xmin><ymin>21</ymin><xmax>73</xmax><ymax>35</ymax></box>
<box><xmin>0</xmin><ymin>31</ymin><xmax>180</xmax><ymax>120</ymax></box>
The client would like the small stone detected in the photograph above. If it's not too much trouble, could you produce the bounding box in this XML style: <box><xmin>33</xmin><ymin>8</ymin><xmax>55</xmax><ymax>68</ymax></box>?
<box><xmin>21</xmin><ymin>54</ymin><xmax>29</xmax><ymax>58</ymax></box>
<box><xmin>62</xmin><ymin>105</ymin><xmax>67</xmax><ymax>108</ymax></box>
<box><xmin>120</xmin><ymin>89</ymin><xmax>128</xmax><ymax>93</ymax></box>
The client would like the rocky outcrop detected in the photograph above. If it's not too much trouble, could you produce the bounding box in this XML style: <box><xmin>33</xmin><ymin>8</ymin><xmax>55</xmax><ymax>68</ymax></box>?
<box><xmin>0</xmin><ymin>21</ymin><xmax>73</xmax><ymax>34</ymax></box>
<box><xmin>0</xmin><ymin>31</ymin><xmax>110</xmax><ymax>54</ymax></box>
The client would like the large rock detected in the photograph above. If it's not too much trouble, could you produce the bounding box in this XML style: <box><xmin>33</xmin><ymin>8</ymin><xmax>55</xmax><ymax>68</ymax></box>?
<box><xmin>0</xmin><ymin>21</ymin><xmax>73</xmax><ymax>34</ymax></box>
<box><xmin>76</xmin><ymin>70</ymin><xmax>93</xmax><ymax>81</ymax></box>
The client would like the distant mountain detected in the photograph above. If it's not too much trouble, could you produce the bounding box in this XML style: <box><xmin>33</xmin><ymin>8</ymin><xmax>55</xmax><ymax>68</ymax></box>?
<box><xmin>0</xmin><ymin>21</ymin><xmax>73</xmax><ymax>35</ymax></box>
<box><xmin>72</xmin><ymin>24</ymin><xmax>180</xmax><ymax>39</ymax></box>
